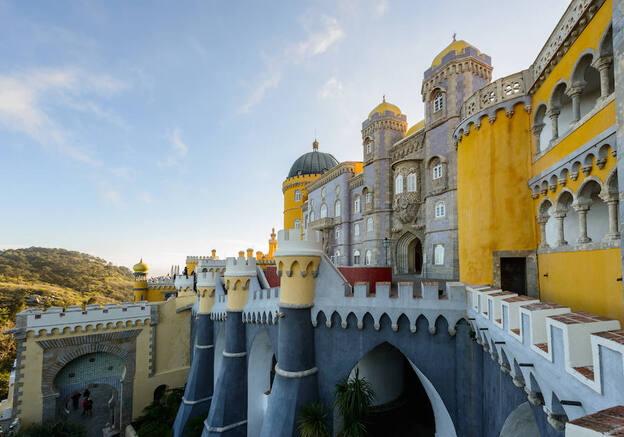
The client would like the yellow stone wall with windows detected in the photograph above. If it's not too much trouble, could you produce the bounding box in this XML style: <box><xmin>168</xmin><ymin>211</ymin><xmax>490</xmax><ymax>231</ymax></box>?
<box><xmin>282</xmin><ymin>174</ymin><xmax>318</xmax><ymax>230</ymax></box>
<box><xmin>528</xmin><ymin>0</ymin><xmax>621</xmax><ymax>322</ymax></box>
<box><xmin>457</xmin><ymin>103</ymin><xmax>536</xmax><ymax>286</ymax></box>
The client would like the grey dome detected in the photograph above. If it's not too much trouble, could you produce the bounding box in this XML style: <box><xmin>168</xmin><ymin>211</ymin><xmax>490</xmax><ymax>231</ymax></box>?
<box><xmin>287</xmin><ymin>141</ymin><xmax>338</xmax><ymax>178</ymax></box>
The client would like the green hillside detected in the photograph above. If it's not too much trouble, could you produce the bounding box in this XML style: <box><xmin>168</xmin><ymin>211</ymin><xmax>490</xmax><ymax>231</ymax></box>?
<box><xmin>0</xmin><ymin>247</ymin><xmax>135</xmax><ymax>401</ymax></box>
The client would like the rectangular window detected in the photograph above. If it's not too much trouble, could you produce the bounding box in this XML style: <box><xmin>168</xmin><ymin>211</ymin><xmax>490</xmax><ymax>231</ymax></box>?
<box><xmin>354</xmin><ymin>223</ymin><xmax>360</xmax><ymax>237</ymax></box>
<box><xmin>294</xmin><ymin>219</ymin><xmax>301</xmax><ymax>230</ymax></box>
<box><xmin>433</xmin><ymin>164</ymin><xmax>443</xmax><ymax>180</ymax></box>
<box><xmin>294</xmin><ymin>189</ymin><xmax>301</xmax><ymax>202</ymax></box>
<box><xmin>434</xmin><ymin>244</ymin><xmax>445</xmax><ymax>265</ymax></box>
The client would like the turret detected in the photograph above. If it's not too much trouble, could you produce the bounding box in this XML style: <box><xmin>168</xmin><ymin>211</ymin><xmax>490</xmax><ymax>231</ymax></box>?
<box><xmin>133</xmin><ymin>259</ymin><xmax>149</xmax><ymax>302</ymax></box>
<box><xmin>260</xmin><ymin>229</ymin><xmax>323</xmax><ymax>436</ymax></box>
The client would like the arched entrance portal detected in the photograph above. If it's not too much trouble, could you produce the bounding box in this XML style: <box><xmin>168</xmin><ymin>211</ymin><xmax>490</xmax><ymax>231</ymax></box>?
<box><xmin>54</xmin><ymin>352</ymin><xmax>126</xmax><ymax>437</ymax></box>
<box><xmin>396</xmin><ymin>233</ymin><xmax>423</xmax><ymax>274</ymax></box>
<box><xmin>339</xmin><ymin>342</ymin><xmax>436</xmax><ymax>436</ymax></box>
<box><xmin>247</xmin><ymin>328</ymin><xmax>276</xmax><ymax>437</ymax></box>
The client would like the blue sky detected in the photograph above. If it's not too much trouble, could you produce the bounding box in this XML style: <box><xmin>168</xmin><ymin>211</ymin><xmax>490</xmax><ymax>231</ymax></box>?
<box><xmin>0</xmin><ymin>0</ymin><xmax>570</xmax><ymax>276</ymax></box>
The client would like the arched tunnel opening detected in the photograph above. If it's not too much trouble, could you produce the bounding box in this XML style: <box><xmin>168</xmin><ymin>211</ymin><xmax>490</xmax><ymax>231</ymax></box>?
<box><xmin>349</xmin><ymin>342</ymin><xmax>435</xmax><ymax>436</ymax></box>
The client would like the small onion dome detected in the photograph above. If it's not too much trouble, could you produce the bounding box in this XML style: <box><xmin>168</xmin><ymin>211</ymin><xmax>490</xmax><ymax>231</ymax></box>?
<box><xmin>287</xmin><ymin>140</ymin><xmax>339</xmax><ymax>178</ymax></box>
<box><xmin>431</xmin><ymin>38</ymin><xmax>480</xmax><ymax>67</ymax></box>
<box><xmin>406</xmin><ymin>120</ymin><xmax>425</xmax><ymax>136</ymax></box>
<box><xmin>133</xmin><ymin>259</ymin><xmax>148</xmax><ymax>273</ymax></box>
<box><xmin>368</xmin><ymin>96</ymin><xmax>402</xmax><ymax>120</ymax></box>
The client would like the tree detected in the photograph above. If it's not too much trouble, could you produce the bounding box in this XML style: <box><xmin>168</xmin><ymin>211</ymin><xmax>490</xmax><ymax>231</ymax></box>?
<box><xmin>297</xmin><ymin>402</ymin><xmax>330</xmax><ymax>437</ymax></box>
<box><xmin>334</xmin><ymin>368</ymin><xmax>375</xmax><ymax>437</ymax></box>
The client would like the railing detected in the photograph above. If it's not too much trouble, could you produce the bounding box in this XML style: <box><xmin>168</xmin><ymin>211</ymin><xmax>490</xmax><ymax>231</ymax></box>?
<box><xmin>459</xmin><ymin>71</ymin><xmax>528</xmax><ymax>120</ymax></box>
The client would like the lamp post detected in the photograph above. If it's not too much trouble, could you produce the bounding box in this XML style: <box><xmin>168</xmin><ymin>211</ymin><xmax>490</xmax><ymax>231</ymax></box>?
<box><xmin>382</xmin><ymin>237</ymin><xmax>390</xmax><ymax>267</ymax></box>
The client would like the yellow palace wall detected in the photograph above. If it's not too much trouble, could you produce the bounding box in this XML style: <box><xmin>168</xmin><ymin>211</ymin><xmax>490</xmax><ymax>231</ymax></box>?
<box><xmin>282</xmin><ymin>174</ymin><xmax>318</xmax><ymax>230</ymax></box>
<box><xmin>457</xmin><ymin>103</ymin><xmax>537</xmax><ymax>285</ymax></box>
<box><xmin>529</xmin><ymin>0</ymin><xmax>621</xmax><ymax>322</ymax></box>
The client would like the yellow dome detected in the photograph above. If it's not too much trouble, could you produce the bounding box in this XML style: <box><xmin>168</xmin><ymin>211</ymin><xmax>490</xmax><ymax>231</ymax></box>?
<box><xmin>431</xmin><ymin>39</ymin><xmax>479</xmax><ymax>67</ymax></box>
<box><xmin>368</xmin><ymin>97</ymin><xmax>402</xmax><ymax>120</ymax></box>
<box><xmin>406</xmin><ymin>120</ymin><xmax>425</xmax><ymax>136</ymax></box>
<box><xmin>133</xmin><ymin>259</ymin><xmax>148</xmax><ymax>273</ymax></box>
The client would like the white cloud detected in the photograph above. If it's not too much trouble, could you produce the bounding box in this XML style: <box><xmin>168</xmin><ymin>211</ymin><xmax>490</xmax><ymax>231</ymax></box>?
<box><xmin>158</xmin><ymin>128</ymin><xmax>189</xmax><ymax>167</ymax></box>
<box><xmin>239</xmin><ymin>16</ymin><xmax>344</xmax><ymax>113</ymax></box>
<box><xmin>238</xmin><ymin>70</ymin><xmax>282</xmax><ymax>114</ymax></box>
<box><xmin>0</xmin><ymin>67</ymin><xmax>127</xmax><ymax>164</ymax></box>
<box><xmin>318</xmin><ymin>77</ymin><xmax>344</xmax><ymax>99</ymax></box>
<box><xmin>375</xmin><ymin>0</ymin><xmax>389</xmax><ymax>17</ymax></box>
<box><xmin>292</xmin><ymin>16</ymin><xmax>344</xmax><ymax>60</ymax></box>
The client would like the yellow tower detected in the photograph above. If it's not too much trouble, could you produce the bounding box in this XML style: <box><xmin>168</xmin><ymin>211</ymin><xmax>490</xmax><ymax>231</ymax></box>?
<box><xmin>133</xmin><ymin>259</ymin><xmax>149</xmax><ymax>302</ymax></box>
<box><xmin>282</xmin><ymin>140</ymin><xmax>338</xmax><ymax>230</ymax></box>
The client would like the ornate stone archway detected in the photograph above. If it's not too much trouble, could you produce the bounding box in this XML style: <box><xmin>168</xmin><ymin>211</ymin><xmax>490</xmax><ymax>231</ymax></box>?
<box><xmin>395</xmin><ymin>232</ymin><xmax>424</xmax><ymax>274</ymax></box>
<box><xmin>37</xmin><ymin>329</ymin><xmax>141</xmax><ymax>428</ymax></box>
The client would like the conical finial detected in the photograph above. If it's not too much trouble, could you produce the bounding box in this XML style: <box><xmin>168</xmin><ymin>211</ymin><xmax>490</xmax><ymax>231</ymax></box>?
<box><xmin>452</xmin><ymin>32</ymin><xmax>456</xmax><ymax>42</ymax></box>
<box><xmin>383</xmin><ymin>95</ymin><xmax>386</xmax><ymax>102</ymax></box>
<box><xmin>312</xmin><ymin>139</ymin><xmax>319</xmax><ymax>151</ymax></box>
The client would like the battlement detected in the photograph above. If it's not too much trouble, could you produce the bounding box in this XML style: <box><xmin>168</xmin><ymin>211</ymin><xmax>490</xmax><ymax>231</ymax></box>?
<box><xmin>186</xmin><ymin>255</ymin><xmax>219</xmax><ymax>263</ymax></box>
<box><xmin>174</xmin><ymin>274</ymin><xmax>195</xmax><ymax>290</ymax></box>
<box><xmin>274</xmin><ymin>229</ymin><xmax>322</xmax><ymax>257</ymax></box>
<box><xmin>196</xmin><ymin>270</ymin><xmax>223</xmax><ymax>287</ymax></box>
<box><xmin>148</xmin><ymin>276</ymin><xmax>175</xmax><ymax>288</ymax></box>
<box><xmin>242</xmin><ymin>288</ymin><xmax>280</xmax><ymax>324</ymax></box>
<box><xmin>224</xmin><ymin>256</ymin><xmax>257</xmax><ymax>277</ymax></box>
<box><xmin>467</xmin><ymin>284</ymin><xmax>624</xmax><ymax>424</ymax></box>
<box><xmin>14</xmin><ymin>302</ymin><xmax>152</xmax><ymax>336</ymax></box>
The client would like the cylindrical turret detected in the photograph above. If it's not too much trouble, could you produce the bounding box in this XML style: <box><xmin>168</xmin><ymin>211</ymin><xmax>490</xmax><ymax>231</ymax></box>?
<box><xmin>133</xmin><ymin>259</ymin><xmax>149</xmax><ymax>302</ymax></box>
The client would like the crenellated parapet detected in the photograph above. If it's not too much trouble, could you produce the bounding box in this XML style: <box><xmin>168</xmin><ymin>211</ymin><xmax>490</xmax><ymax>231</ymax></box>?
<box><xmin>174</xmin><ymin>274</ymin><xmax>195</xmax><ymax>291</ymax></box>
<box><xmin>12</xmin><ymin>302</ymin><xmax>151</xmax><ymax>337</ymax></box>
<box><xmin>274</xmin><ymin>229</ymin><xmax>323</xmax><ymax>307</ymax></box>
<box><xmin>312</xmin><ymin>258</ymin><xmax>466</xmax><ymax>334</ymax></box>
<box><xmin>224</xmin><ymin>256</ymin><xmax>257</xmax><ymax>311</ymax></box>
<box><xmin>242</xmin><ymin>287</ymin><xmax>280</xmax><ymax>325</ymax></box>
<box><xmin>466</xmin><ymin>284</ymin><xmax>624</xmax><ymax>429</ymax></box>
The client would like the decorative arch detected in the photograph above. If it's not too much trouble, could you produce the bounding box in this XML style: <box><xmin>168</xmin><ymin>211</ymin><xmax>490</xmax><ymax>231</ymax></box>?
<box><xmin>395</xmin><ymin>232</ymin><xmax>423</xmax><ymax>274</ymax></box>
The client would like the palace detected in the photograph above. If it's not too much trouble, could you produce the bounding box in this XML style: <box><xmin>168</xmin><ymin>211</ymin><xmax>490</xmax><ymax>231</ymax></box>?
<box><xmin>3</xmin><ymin>0</ymin><xmax>624</xmax><ymax>436</ymax></box>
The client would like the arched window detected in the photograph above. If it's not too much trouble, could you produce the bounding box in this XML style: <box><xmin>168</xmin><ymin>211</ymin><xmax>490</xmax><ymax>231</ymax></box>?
<box><xmin>335</xmin><ymin>226</ymin><xmax>342</xmax><ymax>242</ymax></box>
<box><xmin>321</xmin><ymin>187</ymin><xmax>327</xmax><ymax>198</ymax></box>
<box><xmin>335</xmin><ymin>200</ymin><xmax>341</xmax><ymax>218</ymax></box>
<box><xmin>353</xmin><ymin>250</ymin><xmax>361</xmax><ymax>265</ymax></box>
<box><xmin>365</xmin><ymin>250</ymin><xmax>373</xmax><ymax>266</ymax></box>
<box><xmin>334</xmin><ymin>249</ymin><xmax>342</xmax><ymax>265</ymax></box>
<box><xmin>433</xmin><ymin>164</ymin><xmax>443</xmax><ymax>180</ymax></box>
<box><xmin>434</xmin><ymin>244</ymin><xmax>445</xmax><ymax>265</ymax></box>
<box><xmin>366</xmin><ymin>192</ymin><xmax>372</xmax><ymax>204</ymax></box>
<box><xmin>320</xmin><ymin>204</ymin><xmax>328</xmax><ymax>218</ymax></box>
<box><xmin>435</xmin><ymin>201</ymin><xmax>445</xmax><ymax>218</ymax></box>
<box><xmin>354</xmin><ymin>196</ymin><xmax>361</xmax><ymax>213</ymax></box>
<box><xmin>407</xmin><ymin>173</ymin><xmax>417</xmax><ymax>192</ymax></box>
<box><xmin>395</xmin><ymin>175</ymin><xmax>404</xmax><ymax>194</ymax></box>
<box><xmin>294</xmin><ymin>219</ymin><xmax>301</xmax><ymax>230</ymax></box>
<box><xmin>294</xmin><ymin>189</ymin><xmax>301</xmax><ymax>202</ymax></box>
<box><xmin>433</xmin><ymin>92</ymin><xmax>444</xmax><ymax>112</ymax></box>
<box><xmin>354</xmin><ymin>223</ymin><xmax>360</xmax><ymax>237</ymax></box>
<box><xmin>309</xmin><ymin>211</ymin><xmax>315</xmax><ymax>222</ymax></box>
<box><xmin>365</xmin><ymin>139</ymin><xmax>373</xmax><ymax>154</ymax></box>
<box><xmin>367</xmin><ymin>217</ymin><xmax>374</xmax><ymax>233</ymax></box>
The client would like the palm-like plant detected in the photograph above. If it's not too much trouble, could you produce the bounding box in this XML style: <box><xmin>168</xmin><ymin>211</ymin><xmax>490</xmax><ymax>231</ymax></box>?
<box><xmin>297</xmin><ymin>402</ymin><xmax>330</xmax><ymax>437</ymax></box>
<box><xmin>334</xmin><ymin>368</ymin><xmax>375</xmax><ymax>437</ymax></box>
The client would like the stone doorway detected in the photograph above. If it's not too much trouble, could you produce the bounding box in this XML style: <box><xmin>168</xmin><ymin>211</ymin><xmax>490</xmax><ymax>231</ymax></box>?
<box><xmin>396</xmin><ymin>232</ymin><xmax>424</xmax><ymax>275</ymax></box>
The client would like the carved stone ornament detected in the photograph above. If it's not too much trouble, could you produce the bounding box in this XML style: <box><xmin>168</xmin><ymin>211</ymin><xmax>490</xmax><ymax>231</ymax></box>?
<box><xmin>393</xmin><ymin>194</ymin><xmax>419</xmax><ymax>225</ymax></box>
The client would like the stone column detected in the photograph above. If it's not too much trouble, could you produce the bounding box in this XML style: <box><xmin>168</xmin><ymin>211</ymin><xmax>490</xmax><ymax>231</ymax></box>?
<box><xmin>567</xmin><ymin>84</ymin><xmax>585</xmax><ymax>123</ymax></box>
<box><xmin>203</xmin><ymin>256</ymin><xmax>256</xmax><ymax>437</ymax></box>
<box><xmin>602</xmin><ymin>194</ymin><xmax>621</xmax><ymax>241</ymax></box>
<box><xmin>612</xmin><ymin>0</ymin><xmax>624</xmax><ymax>304</ymax></box>
<box><xmin>592</xmin><ymin>56</ymin><xmax>613</xmax><ymax>99</ymax></box>
<box><xmin>548</xmin><ymin>109</ymin><xmax>560</xmax><ymax>141</ymax></box>
<box><xmin>553</xmin><ymin>211</ymin><xmax>568</xmax><ymax>246</ymax></box>
<box><xmin>573</xmin><ymin>203</ymin><xmax>592</xmax><ymax>244</ymax></box>
<box><xmin>260</xmin><ymin>229</ymin><xmax>323</xmax><ymax>437</ymax></box>
<box><xmin>531</xmin><ymin>123</ymin><xmax>545</xmax><ymax>152</ymax></box>
<box><xmin>174</xmin><ymin>272</ymin><xmax>220</xmax><ymax>437</ymax></box>
<box><xmin>537</xmin><ymin>215</ymin><xmax>550</xmax><ymax>248</ymax></box>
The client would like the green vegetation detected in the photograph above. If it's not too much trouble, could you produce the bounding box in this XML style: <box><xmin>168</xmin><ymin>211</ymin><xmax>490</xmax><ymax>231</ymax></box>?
<box><xmin>297</xmin><ymin>402</ymin><xmax>330</xmax><ymax>437</ymax></box>
<box><xmin>0</xmin><ymin>247</ymin><xmax>134</xmax><ymax>401</ymax></box>
<box><xmin>334</xmin><ymin>368</ymin><xmax>375</xmax><ymax>437</ymax></box>
<box><xmin>15</xmin><ymin>420</ymin><xmax>87</xmax><ymax>437</ymax></box>
<box><xmin>133</xmin><ymin>388</ymin><xmax>184</xmax><ymax>437</ymax></box>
